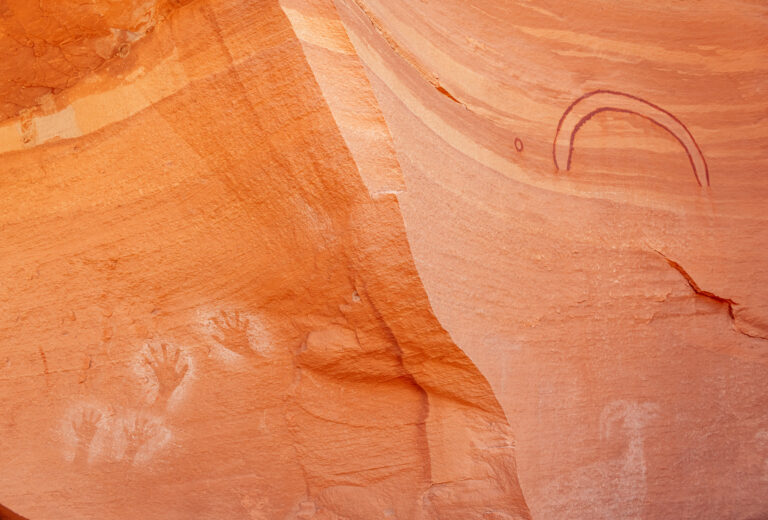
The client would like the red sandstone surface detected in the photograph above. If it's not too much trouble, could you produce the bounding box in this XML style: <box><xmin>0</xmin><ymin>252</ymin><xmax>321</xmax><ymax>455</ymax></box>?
<box><xmin>1</xmin><ymin>1</ymin><xmax>766</xmax><ymax>519</ymax></box>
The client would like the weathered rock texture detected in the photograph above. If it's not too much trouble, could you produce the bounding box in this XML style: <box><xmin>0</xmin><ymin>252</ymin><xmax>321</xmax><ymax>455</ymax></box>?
<box><xmin>328</xmin><ymin>0</ymin><xmax>768</xmax><ymax>519</ymax></box>
<box><xmin>0</xmin><ymin>0</ymin><xmax>197</xmax><ymax>122</ymax></box>
<box><xmin>1</xmin><ymin>0</ymin><xmax>767</xmax><ymax>519</ymax></box>
<box><xmin>0</xmin><ymin>1</ymin><xmax>529</xmax><ymax>518</ymax></box>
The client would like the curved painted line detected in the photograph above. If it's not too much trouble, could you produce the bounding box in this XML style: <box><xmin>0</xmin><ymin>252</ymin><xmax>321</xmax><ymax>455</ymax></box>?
<box><xmin>552</xmin><ymin>90</ymin><xmax>709</xmax><ymax>187</ymax></box>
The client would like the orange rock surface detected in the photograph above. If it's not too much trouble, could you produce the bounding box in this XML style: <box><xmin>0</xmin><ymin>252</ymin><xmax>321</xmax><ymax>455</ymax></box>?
<box><xmin>330</xmin><ymin>1</ymin><xmax>768</xmax><ymax>519</ymax></box>
<box><xmin>0</xmin><ymin>0</ymin><xmax>529</xmax><ymax>518</ymax></box>
<box><xmin>1</xmin><ymin>0</ymin><xmax>766</xmax><ymax>519</ymax></box>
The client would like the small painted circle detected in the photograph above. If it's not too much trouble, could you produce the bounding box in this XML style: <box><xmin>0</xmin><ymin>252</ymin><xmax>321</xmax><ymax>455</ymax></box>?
<box><xmin>514</xmin><ymin>137</ymin><xmax>524</xmax><ymax>152</ymax></box>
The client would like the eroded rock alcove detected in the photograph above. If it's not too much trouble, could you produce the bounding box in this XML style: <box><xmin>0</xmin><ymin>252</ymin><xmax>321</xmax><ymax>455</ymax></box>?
<box><xmin>0</xmin><ymin>1</ymin><xmax>528</xmax><ymax>518</ymax></box>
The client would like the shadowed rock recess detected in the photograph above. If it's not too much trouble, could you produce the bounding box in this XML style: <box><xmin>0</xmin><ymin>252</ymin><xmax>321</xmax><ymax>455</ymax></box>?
<box><xmin>0</xmin><ymin>503</ymin><xmax>29</xmax><ymax>520</ymax></box>
<box><xmin>1</xmin><ymin>1</ymin><xmax>766</xmax><ymax>519</ymax></box>
<box><xmin>0</xmin><ymin>0</ymin><xmax>527</xmax><ymax>519</ymax></box>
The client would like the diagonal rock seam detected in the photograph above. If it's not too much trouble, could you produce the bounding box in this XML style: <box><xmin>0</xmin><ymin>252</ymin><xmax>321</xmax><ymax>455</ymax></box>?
<box><xmin>344</xmin><ymin>0</ymin><xmax>470</xmax><ymax>111</ymax></box>
<box><xmin>0</xmin><ymin>502</ymin><xmax>29</xmax><ymax>520</ymax></box>
<box><xmin>653</xmin><ymin>249</ymin><xmax>768</xmax><ymax>342</ymax></box>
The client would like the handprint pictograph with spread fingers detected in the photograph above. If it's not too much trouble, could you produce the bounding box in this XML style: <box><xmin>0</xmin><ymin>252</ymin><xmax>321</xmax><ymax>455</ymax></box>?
<box><xmin>122</xmin><ymin>416</ymin><xmax>160</xmax><ymax>464</ymax></box>
<box><xmin>72</xmin><ymin>408</ymin><xmax>102</xmax><ymax>464</ymax></box>
<box><xmin>142</xmin><ymin>343</ymin><xmax>189</xmax><ymax>407</ymax></box>
<box><xmin>211</xmin><ymin>311</ymin><xmax>261</xmax><ymax>360</ymax></box>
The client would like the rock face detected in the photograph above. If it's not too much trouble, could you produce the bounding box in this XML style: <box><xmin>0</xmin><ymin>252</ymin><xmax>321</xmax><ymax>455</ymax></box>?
<box><xmin>1</xmin><ymin>0</ymin><xmax>766</xmax><ymax>519</ymax></box>
<box><xmin>0</xmin><ymin>1</ymin><xmax>529</xmax><ymax>518</ymax></box>
<box><xmin>0</xmin><ymin>503</ymin><xmax>28</xmax><ymax>520</ymax></box>
<box><xmin>329</xmin><ymin>1</ymin><xmax>768</xmax><ymax>519</ymax></box>
<box><xmin>0</xmin><ymin>0</ymin><xmax>196</xmax><ymax>122</ymax></box>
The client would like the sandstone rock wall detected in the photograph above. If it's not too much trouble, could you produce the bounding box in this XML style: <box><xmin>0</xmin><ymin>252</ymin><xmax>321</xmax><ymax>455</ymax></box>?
<box><xmin>1</xmin><ymin>0</ymin><xmax>766</xmax><ymax>519</ymax></box>
<box><xmin>0</xmin><ymin>0</ymin><xmax>529</xmax><ymax>518</ymax></box>
<box><xmin>330</xmin><ymin>1</ymin><xmax>768</xmax><ymax>518</ymax></box>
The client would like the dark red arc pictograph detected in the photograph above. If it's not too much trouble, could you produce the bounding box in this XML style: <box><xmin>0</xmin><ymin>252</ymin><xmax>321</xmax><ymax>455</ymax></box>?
<box><xmin>552</xmin><ymin>90</ymin><xmax>709</xmax><ymax>187</ymax></box>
